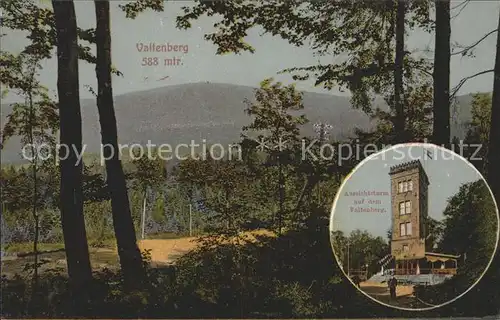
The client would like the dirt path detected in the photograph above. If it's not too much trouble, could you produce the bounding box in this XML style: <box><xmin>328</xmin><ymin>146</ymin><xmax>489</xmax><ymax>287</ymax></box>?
<box><xmin>359</xmin><ymin>281</ymin><xmax>427</xmax><ymax>308</ymax></box>
<box><xmin>138</xmin><ymin>237</ymin><xmax>198</xmax><ymax>265</ymax></box>
<box><xmin>138</xmin><ymin>229</ymin><xmax>275</xmax><ymax>265</ymax></box>
<box><xmin>2</xmin><ymin>230</ymin><xmax>275</xmax><ymax>276</ymax></box>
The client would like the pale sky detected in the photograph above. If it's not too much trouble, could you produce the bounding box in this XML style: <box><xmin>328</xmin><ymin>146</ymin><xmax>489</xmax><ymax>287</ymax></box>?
<box><xmin>1</xmin><ymin>1</ymin><xmax>499</xmax><ymax>103</ymax></box>
<box><xmin>329</xmin><ymin>144</ymin><xmax>492</xmax><ymax>239</ymax></box>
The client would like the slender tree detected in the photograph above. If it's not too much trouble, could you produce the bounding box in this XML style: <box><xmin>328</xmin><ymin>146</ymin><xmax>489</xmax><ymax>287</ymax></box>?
<box><xmin>131</xmin><ymin>148</ymin><xmax>166</xmax><ymax>239</ymax></box>
<box><xmin>51</xmin><ymin>0</ymin><xmax>92</xmax><ymax>288</ymax></box>
<box><xmin>94</xmin><ymin>0</ymin><xmax>144</xmax><ymax>285</ymax></box>
<box><xmin>432</xmin><ymin>0</ymin><xmax>451</xmax><ymax>146</ymax></box>
<box><xmin>1</xmin><ymin>52</ymin><xmax>59</xmax><ymax>290</ymax></box>
<box><xmin>488</xmin><ymin>10</ymin><xmax>500</xmax><ymax>202</ymax></box>
<box><xmin>242</xmin><ymin>79</ymin><xmax>307</xmax><ymax>234</ymax></box>
<box><xmin>485</xmin><ymin>21</ymin><xmax>500</xmax><ymax>302</ymax></box>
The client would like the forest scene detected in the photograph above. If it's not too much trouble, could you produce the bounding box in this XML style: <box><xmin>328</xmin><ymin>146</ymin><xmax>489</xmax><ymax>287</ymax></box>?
<box><xmin>1</xmin><ymin>0</ymin><xmax>500</xmax><ymax>318</ymax></box>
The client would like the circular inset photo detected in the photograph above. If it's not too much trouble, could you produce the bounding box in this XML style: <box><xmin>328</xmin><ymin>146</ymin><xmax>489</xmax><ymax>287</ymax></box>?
<box><xmin>329</xmin><ymin>143</ymin><xmax>499</xmax><ymax>310</ymax></box>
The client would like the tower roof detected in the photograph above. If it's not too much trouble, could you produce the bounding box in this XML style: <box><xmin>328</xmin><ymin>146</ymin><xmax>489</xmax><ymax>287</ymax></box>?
<box><xmin>389</xmin><ymin>160</ymin><xmax>429</xmax><ymax>185</ymax></box>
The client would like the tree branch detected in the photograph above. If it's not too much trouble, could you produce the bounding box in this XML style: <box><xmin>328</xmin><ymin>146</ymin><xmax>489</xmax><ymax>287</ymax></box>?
<box><xmin>413</xmin><ymin>65</ymin><xmax>433</xmax><ymax>77</ymax></box>
<box><xmin>451</xmin><ymin>29</ymin><xmax>498</xmax><ymax>57</ymax></box>
<box><xmin>451</xmin><ymin>0</ymin><xmax>470</xmax><ymax>11</ymax></box>
<box><xmin>450</xmin><ymin>69</ymin><xmax>494</xmax><ymax>100</ymax></box>
<box><xmin>451</xmin><ymin>0</ymin><xmax>471</xmax><ymax>19</ymax></box>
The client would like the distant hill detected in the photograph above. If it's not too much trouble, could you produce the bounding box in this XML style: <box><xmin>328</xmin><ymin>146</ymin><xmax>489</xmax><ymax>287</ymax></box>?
<box><xmin>1</xmin><ymin>82</ymin><xmax>474</xmax><ymax>164</ymax></box>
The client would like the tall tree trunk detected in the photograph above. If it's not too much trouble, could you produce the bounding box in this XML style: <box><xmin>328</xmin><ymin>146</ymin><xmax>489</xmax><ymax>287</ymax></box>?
<box><xmin>277</xmin><ymin>154</ymin><xmax>284</xmax><ymax>236</ymax></box>
<box><xmin>28</xmin><ymin>88</ymin><xmax>40</xmax><ymax>291</ymax></box>
<box><xmin>141</xmin><ymin>188</ymin><xmax>147</xmax><ymax>240</ymax></box>
<box><xmin>432</xmin><ymin>0</ymin><xmax>451</xmax><ymax>146</ymax></box>
<box><xmin>94</xmin><ymin>0</ymin><xmax>144</xmax><ymax>286</ymax></box>
<box><xmin>488</xmin><ymin>10</ymin><xmax>500</xmax><ymax>202</ymax></box>
<box><xmin>52</xmin><ymin>0</ymin><xmax>93</xmax><ymax>289</ymax></box>
<box><xmin>394</xmin><ymin>0</ymin><xmax>406</xmax><ymax>143</ymax></box>
<box><xmin>483</xmin><ymin>12</ymin><xmax>499</xmax><ymax>308</ymax></box>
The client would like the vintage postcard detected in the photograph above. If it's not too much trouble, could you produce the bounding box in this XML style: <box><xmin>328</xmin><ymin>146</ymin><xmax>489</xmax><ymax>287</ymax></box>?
<box><xmin>1</xmin><ymin>1</ymin><xmax>499</xmax><ymax>319</ymax></box>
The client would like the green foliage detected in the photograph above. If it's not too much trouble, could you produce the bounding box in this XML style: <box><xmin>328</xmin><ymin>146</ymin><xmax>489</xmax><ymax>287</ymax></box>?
<box><xmin>331</xmin><ymin>229</ymin><xmax>389</xmax><ymax>277</ymax></box>
<box><xmin>119</xmin><ymin>0</ymin><xmax>164</xmax><ymax>19</ymax></box>
<box><xmin>0</xmin><ymin>0</ymin><xmax>122</xmax><ymax>75</ymax></box>
<box><xmin>242</xmin><ymin>78</ymin><xmax>309</xmax><ymax>232</ymax></box>
<box><xmin>0</xmin><ymin>49</ymin><xmax>60</xmax><ymax>286</ymax></box>
<box><xmin>130</xmin><ymin>148</ymin><xmax>167</xmax><ymax>194</ymax></box>
<box><xmin>1</xmin><ymin>166</ymin><xmax>36</xmax><ymax>212</ymax></box>
<box><xmin>120</xmin><ymin>1</ymin><xmax>434</xmax><ymax>137</ymax></box>
<box><xmin>415</xmin><ymin>179</ymin><xmax>499</xmax><ymax>311</ymax></box>
<box><xmin>0</xmin><ymin>162</ymin><xmax>109</xmax><ymax>213</ymax></box>
<box><xmin>1</xmin><ymin>202</ymin><xmax>498</xmax><ymax>318</ymax></box>
<box><xmin>177</xmin><ymin>157</ymin><xmax>257</xmax><ymax>235</ymax></box>
<box><xmin>1</xmin><ymin>52</ymin><xmax>58</xmax><ymax>154</ymax></box>
<box><xmin>243</xmin><ymin>78</ymin><xmax>307</xmax><ymax>140</ymax></box>
<box><xmin>439</xmin><ymin>179</ymin><xmax>497</xmax><ymax>273</ymax></box>
<box><xmin>463</xmin><ymin>93</ymin><xmax>492</xmax><ymax>173</ymax></box>
<box><xmin>425</xmin><ymin>215</ymin><xmax>444</xmax><ymax>252</ymax></box>
<box><xmin>2</xmin><ymin>208</ymin><xmax>62</xmax><ymax>244</ymax></box>
<box><xmin>172</xmin><ymin>1</ymin><xmax>432</xmax><ymax>113</ymax></box>
<box><xmin>172</xmin><ymin>79</ymin><xmax>323</xmax><ymax>235</ymax></box>
<box><xmin>170</xmin><ymin>206</ymin><xmax>368</xmax><ymax>318</ymax></box>
<box><xmin>467</xmin><ymin>93</ymin><xmax>492</xmax><ymax>146</ymax></box>
<box><xmin>84</xmin><ymin>200</ymin><xmax>113</xmax><ymax>244</ymax></box>
<box><xmin>82</xmin><ymin>162</ymin><xmax>109</xmax><ymax>202</ymax></box>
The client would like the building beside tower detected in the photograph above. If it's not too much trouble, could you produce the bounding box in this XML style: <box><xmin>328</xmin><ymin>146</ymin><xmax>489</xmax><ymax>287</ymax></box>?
<box><xmin>389</xmin><ymin>160</ymin><xmax>459</xmax><ymax>275</ymax></box>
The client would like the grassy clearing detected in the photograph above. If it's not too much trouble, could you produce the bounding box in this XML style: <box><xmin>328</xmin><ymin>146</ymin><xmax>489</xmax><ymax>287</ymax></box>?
<box><xmin>1</xmin><ymin>247</ymin><xmax>120</xmax><ymax>277</ymax></box>
<box><xmin>2</xmin><ymin>239</ymin><xmax>120</xmax><ymax>277</ymax></box>
<box><xmin>3</xmin><ymin>242</ymin><xmax>65</xmax><ymax>254</ymax></box>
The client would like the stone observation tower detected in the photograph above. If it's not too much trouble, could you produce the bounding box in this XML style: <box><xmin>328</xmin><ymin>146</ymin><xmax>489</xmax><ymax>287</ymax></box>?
<box><xmin>388</xmin><ymin>160</ymin><xmax>458</xmax><ymax>276</ymax></box>
<box><xmin>389</xmin><ymin>160</ymin><xmax>428</xmax><ymax>274</ymax></box>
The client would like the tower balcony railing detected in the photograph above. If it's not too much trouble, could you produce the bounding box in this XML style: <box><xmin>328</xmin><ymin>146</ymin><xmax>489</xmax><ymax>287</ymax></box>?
<box><xmin>429</xmin><ymin>268</ymin><xmax>457</xmax><ymax>275</ymax></box>
<box><xmin>394</xmin><ymin>268</ymin><xmax>457</xmax><ymax>275</ymax></box>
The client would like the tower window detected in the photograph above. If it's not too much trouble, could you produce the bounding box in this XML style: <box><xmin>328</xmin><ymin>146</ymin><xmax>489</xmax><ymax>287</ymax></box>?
<box><xmin>403</xmin><ymin>244</ymin><xmax>409</xmax><ymax>252</ymax></box>
<box><xmin>400</xmin><ymin>223</ymin><xmax>406</xmax><ymax>236</ymax></box>
<box><xmin>399</xmin><ymin>201</ymin><xmax>411</xmax><ymax>215</ymax></box>
<box><xmin>400</xmin><ymin>222</ymin><xmax>412</xmax><ymax>236</ymax></box>
<box><xmin>405</xmin><ymin>200</ymin><xmax>411</xmax><ymax>213</ymax></box>
<box><xmin>406</xmin><ymin>222</ymin><xmax>412</xmax><ymax>236</ymax></box>
<box><xmin>398</xmin><ymin>180</ymin><xmax>413</xmax><ymax>193</ymax></box>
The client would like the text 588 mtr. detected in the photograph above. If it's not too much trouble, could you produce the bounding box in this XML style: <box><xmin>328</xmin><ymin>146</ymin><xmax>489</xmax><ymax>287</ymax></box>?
<box><xmin>141</xmin><ymin>57</ymin><xmax>182</xmax><ymax>67</ymax></box>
